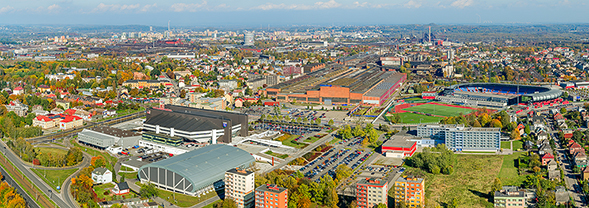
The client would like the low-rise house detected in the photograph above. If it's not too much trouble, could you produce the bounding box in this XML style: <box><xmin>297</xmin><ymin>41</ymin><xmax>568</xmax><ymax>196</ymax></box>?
<box><xmin>111</xmin><ymin>182</ymin><xmax>130</xmax><ymax>195</ymax></box>
<box><xmin>31</xmin><ymin>105</ymin><xmax>49</xmax><ymax>116</ymax></box>
<box><xmin>542</xmin><ymin>153</ymin><xmax>555</xmax><ymax>166</ymax></box>
<box><xmin>547</xmin><ymin>160</ymin><xmax>559</xmax><ymax>180</ymax></box>
<box><xmin>12</xmin><ymin>86</ymin><xmax>24</xmax><ymax>95</ymax></box>
<box><xmin>33</xmin><ymin>115</ymin><xmax>57</xmax><ymax>129</ymax></box>
<box><xmin>575</xmin><ymin>151</ymin><xmax>588</xmax><ymax>168</ymax></box>
<box><xmin>555</xmin><ymin>186</ymin><xmax>569</xmax><ymax>205</ymax></box>
<box><xmin>51</xmin><ymin>108</ymin><xmax>64</xmax><ymax>115</ymax></box>
<box><xmin>91</xmin><ymin>167</ymin><xmax>112</xmax><ymax>184</ymax></box>
<box><xmin>569</xmin><ymin>141</ymin><xmax>584</xmax><ymax>155</ymax></box>
<box><xmin>583</xmin><ymin>167</ymin><xmax>589</xmax><ymax>180</ymax></box>
<box><xmin>537</xmin><ymin>131</ymin><xmax>548</xmax><ymax>142</ymax></box>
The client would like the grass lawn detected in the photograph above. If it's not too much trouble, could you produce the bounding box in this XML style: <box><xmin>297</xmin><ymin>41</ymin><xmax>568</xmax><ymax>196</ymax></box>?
<box><xmin>37</xmin><ymin>147</ymin><xmax>67</xmax><ymax>157</ymax></box>
<box><xmin>120</xmin><ymin>166</ymin><xmax>134</xmax><ymax>172</ymax></box>
<box><xmin>404</xmin><ymin>104</ymin><xmax>474</xmax><ymax>117</ymax></box>
<box><xmin>411</xmin><ymin>154</ymin><xmax>503</xmax><ymax>208</ymax></box>
<box><xmin>118</xmin><ymin>172</ymin><xmax>138</xmax><ymax>180</ymax></box>
<box><xmin>328</xmin><ymin>138</ymin><xmax>341</xmax><ymax>145</ymax></box>
<box><xmin>282</xmin><ymin>135</ymin><xmax>307</xmax><ymax>148</ymax></box>
<box><xmin>498</xmin><ymin>152</ymin><xmax>526</xmax><ymax>186</ymax></box>
<box><xmin>404</xmin><ymin>97</ymin><xmax>428</xmax><ymax>103</ymax></box>
<box><xmin>140</xmin><ymin>181</ymin><xmax>218</xmax><ymax>207</ymax></box>
<box><xmin>94</xmin><ymin>183</ymin><xmax>115</xmax><ymax>201</ymax></box>
<box><xmin>513</xmin><ymin>140</ymin><xmax>524</xmax><ymax>150</ymax></box>
<box><xmin>501</xmin><ymin>141</ymin><xmax>511</xmax><ymax>150</ymax></box>
<box><xmin>202</xmin><ymin>199</ymin><xmax>222</xmax><ymax>208</ymax></box>
<box><xmin>305</xmin><ymin>136</ymin><xmax>321</xmax><ymax>143</ymax></box>
<box><xmin>71</xmin><ymin>140</ymin><xmax>118</xmax><ymax>170</ymax></box>
<box><xmin>265</xmin><ymin>151</ymin><xmax>289</xmax><ymax>159</ymax></box>
<box><xmin>32</xmin><ymin>168</ymin><xmax>78</xmax><ymax>192</ymax></box>
<box><xmin>392</xmin><ymin>112</ymin><xmax>443</xmax><ymax>124</ymax></box>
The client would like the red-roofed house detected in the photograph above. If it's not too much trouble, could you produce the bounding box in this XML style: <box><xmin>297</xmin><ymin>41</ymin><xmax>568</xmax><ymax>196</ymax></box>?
<box><xmin>542</xmin><ymin>153</ymin><xmax>555</xmax><ymax>166</ymax></box>
<box><xmin>64</xmin><ymin>108</ymin><xmax>76</xmax><ymax>115</ymax></box>
<box><xmin>570</xmin><ymin>142</ymin><xmax>584</xmax><ymax>155</ymax></box>
<box><xmin>59</xmin><ymin>115</ymin><xmax>83</xmax><ymax>130</ymax></box>
<box><xmin>32</xmin><ymin>115</ymin><xmax>57</xmax><ymax>129</ymax></box>
<box><xmin>13</xmin><ymin>87</ymin><xmax>24</xmax><ymax>95</ymax></box>
<box><xmin>234</xmin><ymin>98</ymin><xmax>244</xmax><ymax>108</ymax></box>
<box><xmin>517</xmin><ymin>123</ymin><xmax>525</xmax><ymax>135</ymax></box>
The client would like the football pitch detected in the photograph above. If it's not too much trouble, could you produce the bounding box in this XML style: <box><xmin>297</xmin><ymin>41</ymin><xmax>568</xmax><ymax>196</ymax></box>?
<box><xmin>403</xmin><ymin>103</ymin><xmax>474</xmax><ymax>117</ymax></box>
<box><xmin>393</xmin><ymin>112</ymin><xmax>443</xmax><ymax>124</ymax></box>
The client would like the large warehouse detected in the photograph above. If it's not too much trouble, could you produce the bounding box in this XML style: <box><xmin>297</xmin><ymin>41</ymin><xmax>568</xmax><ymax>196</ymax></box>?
<box><xmin>138</xmin><ymin>144</ymin><xmax>255</xmax><ymax>196</ymax></box>
<box><xmin>143</xmin><ymin>105</ymin><xmax>248</xmax><ymax>144</ymax></box>
<box><xmin>265</xmin><ymin>67</ymin><xmax>406</xmax><ymax>106</ymax></box>
<box><xmin>77</xmin><ymin>126</ymin><xmax>141</xmax><ymax>149</ymax></box>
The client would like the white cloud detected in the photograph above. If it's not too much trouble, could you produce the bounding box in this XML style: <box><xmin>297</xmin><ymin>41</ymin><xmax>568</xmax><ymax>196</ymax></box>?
<box><xmin>170</xmin><ymin>1</ymin><xmax>208</xmax><ymax>12</ymax></box>
<box><xmin>47</xmin><ymin>4</ymin><xmax>61</xmax><ymax>11</ymax></box>
<box><xmin>404</xmin><ymin>0</ymin><xmax>422</xmax><ymax>8</ymax></box>
<box><xmin>0</xmin><ymin>5</ymin><xmax>14</xmax><ymax>13</ymax></box>
<box><xmin>315</xmin><ymin>0</ymin><xmax>342</xmax><ymax>9</ymax></box>
<box><xmin>352</xmin><ymin>1</ymin><xmax>389</xmax><ymax>8</ymax></box>
<box><xmin>451</xmin><ymin>0</ymin><xmax>474</xmax><ymax>8</ymax></box>
<box><xmin>140</xmin><ymin>3</ymin><xmax>157</xmax><ymax>12</ymax></box>
<box><xmin>92</xmin><ymin>3</ymin><xmax>141</xmax><ymax>13</ymax></box>
<box><xmin>252</xmin><ymin>0</ymin><xmax>342</xmax><ymax>10</ymax></box>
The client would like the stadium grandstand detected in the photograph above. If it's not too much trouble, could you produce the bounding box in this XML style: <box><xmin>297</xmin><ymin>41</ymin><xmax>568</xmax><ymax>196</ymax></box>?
<box><xmin>265</xmin><ymin>66</ymin><xmax>406</xmax><ymax>106</ymax></box>
<box><xmin>138</xmin><ymin>144</ymin><xmax>255</xmax><ymax>196</ymax></box>
<box><xmin>438</xmin><ymin>83</ymin><xmax>562</xmax><ymax>108</ymax></box>
<box><xmin>560</xmin><ymin>81</ymin><xmax>589</xmax><ymax>89</ymax></box>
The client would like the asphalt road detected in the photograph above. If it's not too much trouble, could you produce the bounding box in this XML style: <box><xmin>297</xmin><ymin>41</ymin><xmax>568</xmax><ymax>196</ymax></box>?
<box><xmin>0</xmin><ymin>164</ymin><xmax>41</xmax><ymax>208</ymax></box>
<box><xmin>552</xmin><ymin>132</ymin><xmax>587</xmax><ymax>207</ymax></box>
<box><xmin>0</xmin><ymin>141</ymin><xmax>73</xmax><ymax>208</ymax></box>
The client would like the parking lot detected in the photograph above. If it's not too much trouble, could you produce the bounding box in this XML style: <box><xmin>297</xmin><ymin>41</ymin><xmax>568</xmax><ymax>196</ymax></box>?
<box><xmin>298</xmin><ymin>137</ymin><xmax>374</xmax><ymax>182</ymax></box>
<box><xmin>251</xmin><ymin>122</ymin><xmax>323</xmax><ymax>135</ymax></box>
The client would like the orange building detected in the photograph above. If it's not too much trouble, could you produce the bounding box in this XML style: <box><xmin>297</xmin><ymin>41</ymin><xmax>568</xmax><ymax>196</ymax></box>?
<box><xmin>393</xmin><ymin>176</ymin><xmax>425</xmax><ymax>208</ymax></box>
<box><xmin>266</xmin><ymin>69</ymin><xmax>406</xmax><ymax>107</ymax></box>
<box><xmin>255</xmin><ymin>184</ymin><xmax>287</xmax><ymax>208</ymax></box>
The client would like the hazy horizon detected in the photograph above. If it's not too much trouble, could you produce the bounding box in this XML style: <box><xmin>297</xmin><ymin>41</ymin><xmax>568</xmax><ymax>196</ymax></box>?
<box><xmin>0</xmin><ymin>0</ymin><xmax>587</xmax><ymax>27</ymax></box>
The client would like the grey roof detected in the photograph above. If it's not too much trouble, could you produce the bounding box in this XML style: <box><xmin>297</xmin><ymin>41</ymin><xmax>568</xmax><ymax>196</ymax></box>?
<box><xmin>145</xmin><ymin>110</ymin><xmax>222</xmax><ymax>132</ymax></box>
<box><xmin>139</xmin><ymin>144</ymin><xmax>255</xmax><ymax>192</ymax></box>
<box><xmin>116</xmin><ymin>182</ymin><xmax>129</xmax><ymax>190</ymax></box>
<box><xmin>364</xmin><ymin>72</ymin><xmax>405</xmax><ymax>97</ymax></box>
<box><xmin>89</xmin><ymin>126</ymin><xmax>141</xmax><ymax>138</ymax></box>
<box><xmin>92</xmin><ymin>167</ymin><xmax>109</xmax><ymax>175</ymax></box>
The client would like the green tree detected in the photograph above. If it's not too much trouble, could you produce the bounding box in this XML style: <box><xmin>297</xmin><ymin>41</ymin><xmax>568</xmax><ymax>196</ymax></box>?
<box><xmin>560</xmin><ymin>107</ymin><xmax>567</xmax><ymax>115</ymax></box>
<box><xmin>492</xmin><ymin>178</ymin><xmax>502</xmax><ymax>196</ymax></box>
<box><xmin>139</xmin><ymin>183</ymin><xmax>158</xmax><ymax>199</ymax></box>
<box><xmin>328</xmin><ymin>119</ymin><xmax>334</xmax><ymax>126</ymax></box>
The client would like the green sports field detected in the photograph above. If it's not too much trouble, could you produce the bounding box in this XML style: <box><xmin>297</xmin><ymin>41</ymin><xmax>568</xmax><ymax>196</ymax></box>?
<box><xmin>403</xmin><ymin>104</ymin><xmax>474</xmax><ymax>117</ymax></box>
<box><xmin>392</xmin><ymin>112</ymin><xmax>443</xmax><ymax>124</ymax></box>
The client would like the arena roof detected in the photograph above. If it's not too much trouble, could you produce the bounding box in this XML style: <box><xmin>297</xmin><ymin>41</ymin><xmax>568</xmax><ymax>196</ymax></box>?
<box><xmin>449</xmin><ymin>83</ymin><xmax>562</xmax><ymax>102</ymax></box>
<box><xmin>138</xmin><ymin>144</ymin><xmax>255</xmax><ymax>194</ymax></box>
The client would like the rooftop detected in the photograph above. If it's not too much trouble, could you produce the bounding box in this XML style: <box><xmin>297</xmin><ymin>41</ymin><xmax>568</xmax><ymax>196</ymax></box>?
<box><xmin>89</xmin><ymin>126</ymin><xmax>141</xmax><ymax>138</ymax></box>
<box><xmin>256</xmin><ymin>184</ymin><xmax>288</xmax><ymax>194</ymax></box>
<box><xmin>359</xmin><ymin>177</ymin><xmax>388</xmax><ymax>187</ymax></box>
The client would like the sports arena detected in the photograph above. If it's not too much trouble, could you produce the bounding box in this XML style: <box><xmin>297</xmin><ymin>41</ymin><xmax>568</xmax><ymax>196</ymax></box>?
<box><xmin>438</xmin><ymin>83</ymin><xmax>562</xmax><ymax>108</ymax></box>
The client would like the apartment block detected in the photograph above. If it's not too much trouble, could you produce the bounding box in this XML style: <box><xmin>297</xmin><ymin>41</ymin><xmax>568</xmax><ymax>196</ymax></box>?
<box><xmin>255</xmin><ymin>184</ymin><xmax>288</xmax><ymax>208</ymax></box>
<box><xmin>225</xmin><ymin>168</ymin><xmax>255</xmax><ymax>208</ymax></box>
<box><xmin>417</xmin><ymin>124</ymin><xmax>501</xmax><ymax>151</ymax></box>
<box><xmin>393</xmin><ymin>176</ymin><xmax>425</xmax><ymax>208</ymax></box>
<box><xmin>494</xmin><ymin>186</ymin><xmax>535</xmax><ymax>208</ymax></box>
<box><xmin>356</xmin><ymin>177</ymin><xmax>388</xmax><ymax>208</ymax></box>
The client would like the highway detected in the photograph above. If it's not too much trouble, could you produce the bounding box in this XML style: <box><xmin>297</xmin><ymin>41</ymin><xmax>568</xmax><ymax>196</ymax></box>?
<box><xmin>0</xmin><ymin>141</ymin><xmax>73</xmax><ymax>208</ymax></box>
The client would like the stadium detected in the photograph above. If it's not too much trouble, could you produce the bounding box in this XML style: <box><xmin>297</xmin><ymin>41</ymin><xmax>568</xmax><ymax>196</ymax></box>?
<box><xmin>138</xmin><ymin>144</ymin><xmax>255</xmax><ymax>196</ymax></box>
<box><xmin>438</xmin><ymin>83</ymin><xmax>562</xmax><ymax>108</ymax></box>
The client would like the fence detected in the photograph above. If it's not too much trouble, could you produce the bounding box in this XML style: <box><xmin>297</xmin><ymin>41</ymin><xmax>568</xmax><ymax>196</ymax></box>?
<box><xmin>0</xmin><ymin>153</ymin><xmax>55</xmax><ymax>208</ymax></box>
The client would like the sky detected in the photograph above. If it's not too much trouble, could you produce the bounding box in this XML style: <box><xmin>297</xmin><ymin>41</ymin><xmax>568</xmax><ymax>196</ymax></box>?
<box><xmin>0</xmin><ymin>0</ymin><xmax>587</xmax><ymax>26</ymax></box>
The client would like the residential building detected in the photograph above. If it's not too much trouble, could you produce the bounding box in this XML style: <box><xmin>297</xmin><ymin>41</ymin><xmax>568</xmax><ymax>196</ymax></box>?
<box><xmin>255</xmin><ymin>184</ymin><xmax>288</xmax><ymax>208</ymax></box>
<box><xmin>12</xmin><ymin>86</ymin><xmax>24</xmax><ymax>95</ymax></box>
<box><xmin>56</xmin><ymin>100</ymin><xmax>70</xmax><ymax>109</ymax></box>
<box><xmin>493</xmin><ymin>186</ymin><xmax>528</xmax><ymax>208</ymax></box>
<box><xmin>247</xmin><ymin>78</ymin><xmax>266</xmax><ymax>90</ymax></box>
<box><xmin>417</xmin><ymin>124</ymin><xmax>500</xmax><ymax>151</ymax></box>
<box><xmin>225</xmin><ymin>168</ymin><xmax>255</xmax><ymax>208</ymax></box>
<box><xmin>218</xmin><ymin>80</ymin><xmax>238</xmax><ymax>90</ymax></box>
<box><xmin>541</xmin><ymin>153</ymin><xmax>554</xmax><ymax>166</ymax></box>
<box><xmin>393</xmin><ymin>176</ymin><xmax>424</xmax><ymax>208</ymax></box>
<box><xmin>112</xmin><ymin>182</ymin><xmax>130</xmax><ymax>195</ymax></box>
<box><xmin>122</xmin><ymin>80</ymin><xmax>172</xmax><ymax>89</ymax></box>
<box><xmin>5</xmin><ymin>100</ymin><xmax>28</xmax><ymax>117</ymax></box>
<box><xmin>91</xmin><ymin>167</ymin><xmax>112</xmax><ymax>184</ymax></box>
<box><xmin>357</xmin><ymin>177</ymin><xmax>389</xmax><ymax>208</ymax></box>
<box><xmin>555</xmin><ymin>186</ymin><xmax>569</xmax><ymax>205</ymax></box>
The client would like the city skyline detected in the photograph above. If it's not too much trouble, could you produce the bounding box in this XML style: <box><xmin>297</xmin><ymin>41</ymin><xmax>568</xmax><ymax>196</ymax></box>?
<box><xmin>0</xmin><ymin>0</ymin><xmax>587</xmax><ymax>26</ymax></box>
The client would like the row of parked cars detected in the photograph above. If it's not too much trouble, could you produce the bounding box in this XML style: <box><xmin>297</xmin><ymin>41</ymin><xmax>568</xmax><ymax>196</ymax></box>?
<box><xmin>350</xmin><ymin>152</ymin><xmax>372</xmax><ymax>170</ymax></box>
<box><xmin>303</xmin><ymin>149</ymin><xmax>349</xmax><ymax>178</ymax></box>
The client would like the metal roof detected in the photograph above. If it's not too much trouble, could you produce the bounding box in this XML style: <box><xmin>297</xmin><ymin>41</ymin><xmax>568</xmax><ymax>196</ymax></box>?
<box><xmin>139</xmin><ymin>144</ymin><xmax>255</xmax><ymax>192</ymax></box>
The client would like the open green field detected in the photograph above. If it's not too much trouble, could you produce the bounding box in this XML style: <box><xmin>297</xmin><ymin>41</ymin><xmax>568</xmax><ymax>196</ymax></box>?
<box><xmin>501</xmin><ymin>141</ymin><xmax>511</xmax><ymax>150</ymax></box>
<box><xmin>513</xmin><ymin>140</ymin><xmax>523</xmax><ymax>151</ymax></box>
<box><xmin>498</xmin><ymin>152</ymin><xmax>526</xmax><ymax>186</ymax></box>
<box><xmin>405</xmin><ymin>154</ymin><xmax>503</xmax><ymax>208</ymax></box>
<box><xmin>391</xmin><ymin>112</ymin><xmax>443</xmax><ymax>124</ymax></box>
<box><xmin>404</xmin><ymin>97</ymin><xmax>429</xmax><ymax>103</ymax></box>
<box><xmin>404</xmin><ymin>104</ymin><xmax>474</xmax><ymax>117</ymax></box>
<box><xmin>32</xmin><ymin>168</ymin><xmax>78</xmax><ymax>192</ymax></box>
<box><xmin>118</xmin><ymin>171</ymin><xmax>138</xmax><ymax>180</ymax></box>
<box><xmin>37</xmin><ymin>147</ymin><xmax>67</xmax><ymax>157</ymax></box>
